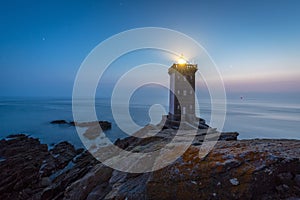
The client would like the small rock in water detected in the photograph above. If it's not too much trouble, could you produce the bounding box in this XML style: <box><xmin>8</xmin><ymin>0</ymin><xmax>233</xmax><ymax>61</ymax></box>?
<box><xmin>50</xmin><ymin>120</ymin><xmax>68</xmax><ymax>124</ymax></box>
<box><xmin>229</xmin><ymin>178</ymin><xmax>239</xmax><ymax>186</ymax></box>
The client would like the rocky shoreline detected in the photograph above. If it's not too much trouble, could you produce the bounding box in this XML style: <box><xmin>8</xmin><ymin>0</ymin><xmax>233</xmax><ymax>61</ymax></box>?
<box><xmin>0</xmin><ymin>131</ymin><xmax>300</xmax><ymax>199</ymax></box>
<box><xmin>50</xmin><ymin>120</ymin><xmax>112</xmax><ymax>130</ymax></box>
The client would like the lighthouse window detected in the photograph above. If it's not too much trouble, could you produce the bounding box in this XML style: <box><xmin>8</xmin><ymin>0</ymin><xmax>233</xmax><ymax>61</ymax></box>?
<box><xmin>183</xmin><ymin>90</ymin><xmax>187</xmax><ymax>96</ymax></box>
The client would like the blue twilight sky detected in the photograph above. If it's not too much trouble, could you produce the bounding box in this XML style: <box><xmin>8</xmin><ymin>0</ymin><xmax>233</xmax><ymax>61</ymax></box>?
<box><xmin>0</xmin><ymin>0</ymin><xmax>300</xmax><ymax>97</ymax></box>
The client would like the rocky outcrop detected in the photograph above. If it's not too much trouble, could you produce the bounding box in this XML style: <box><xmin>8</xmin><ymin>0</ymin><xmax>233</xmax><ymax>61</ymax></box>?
<box><xmin>50</xmin><ymin>120</ymin><xmax>112</xmax><ymax>131</ymax></box>
<box><xmin>0</xmin><ymin>133</ymin><xmax>299</xmax><ymax>199</ymax></box>
<box><xmin>143</xmin><ymin>140</ymin><xmax>300</xmax><ymax>200</ymax></box>
<box><xmin>0</xmin><ymin>134</ymin><xmax>97</xmax><ymax>200</ymax></box>
<box><xmin>70</xmin><ymin>121</ymin><xmax>111</xmax><ymax>129</ymax></box>
<box><xmin>50</xmin><ymin>120</ymin><xmax>112</xmax><ymax>140</ymax></box>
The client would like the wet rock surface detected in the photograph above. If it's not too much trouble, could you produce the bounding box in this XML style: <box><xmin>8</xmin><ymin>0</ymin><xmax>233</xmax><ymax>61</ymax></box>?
<box><xmin>0</xmin><ymin>132</ymin><xmax>300</xmax><ymax>199</ymax></box>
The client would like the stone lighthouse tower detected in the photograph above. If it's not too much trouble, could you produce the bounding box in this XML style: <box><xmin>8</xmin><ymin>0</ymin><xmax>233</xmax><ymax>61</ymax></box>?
<box><xmin>164</xmin><ymin>56</ymin><xmax>208</xmax><ymax>129</ymax></box>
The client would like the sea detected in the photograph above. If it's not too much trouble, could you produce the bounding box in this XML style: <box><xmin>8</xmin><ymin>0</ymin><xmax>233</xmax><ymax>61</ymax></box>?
<box><xmin>0</xmin><ymin>94</ymin><xmax>299</xmax><ymax>148</ymax></box>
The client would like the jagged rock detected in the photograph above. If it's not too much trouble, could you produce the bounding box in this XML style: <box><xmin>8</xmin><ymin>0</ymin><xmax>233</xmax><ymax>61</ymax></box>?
<box><xmin>1</xmin><ymin>133</ymin><xmax>300</xmax><ymax>199</ymax></box>
<box><xmin>0</xmin><ymin>134</ymin><xmax>97</xmax><ymax>200</ymax></box>
<box><xmin>50</xmin><ymin>141</ymin><xmax>77</xmax><ymax>169</ymax></box>
<box><xmin>63</xmin><ymin>163</ymin><xmax>113</xmax><ymax>200</ymax></box>
<box><xmin>0</xmin><ymin>134</ymin><xmax>50</xmax><ymax>199</ymax></box>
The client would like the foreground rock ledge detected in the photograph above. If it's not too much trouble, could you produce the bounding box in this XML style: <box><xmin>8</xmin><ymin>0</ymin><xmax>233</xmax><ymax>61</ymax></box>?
<box><xmin>0</xmin><ymin>134</ymin><xmax>300</xmax><ymax>200</ymax></box>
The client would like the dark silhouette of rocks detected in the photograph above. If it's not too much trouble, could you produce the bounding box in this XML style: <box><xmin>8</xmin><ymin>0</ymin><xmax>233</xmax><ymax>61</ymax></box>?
<box><xmin>219</xmin><ymin>132</ymin><xmax>239</xmax><ymax>141</ymax></box>
<box><xmin>0</xmin><ymin>133</ymin><xmax>300</xmax><ymax>199</ymax></box>
<box><xmin>50</xmin><ymin>120</ymin><xmax>68</xmax><ymax>124</ymax></box>
<box><xmin>0</xmin><ymin>134</ymin><xmax>97</xmax><ymax>199</ymax></box>
<box><xmin>50</xmin><ymin>120</ymin><xmax>111</xmax><ymax>130</ymax></box>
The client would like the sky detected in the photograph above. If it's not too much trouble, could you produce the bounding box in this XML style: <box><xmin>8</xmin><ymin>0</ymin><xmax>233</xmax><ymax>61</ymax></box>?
<box><xmin>0</xmin><ymin>0</ymin><xmax>300</xmax><ymax>97</ymax></box>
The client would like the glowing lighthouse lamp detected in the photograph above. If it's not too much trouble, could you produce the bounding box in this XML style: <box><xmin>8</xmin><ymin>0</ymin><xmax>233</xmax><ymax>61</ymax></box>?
<box><xmin>177</xmin><ymin>55</ymin><xmax>187</xmax><ymax>65</ymax></box>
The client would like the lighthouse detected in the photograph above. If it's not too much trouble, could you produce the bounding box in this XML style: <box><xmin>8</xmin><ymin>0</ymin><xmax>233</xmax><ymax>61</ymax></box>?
<box><xmin>164</xmin><ymin>56</ymin><xmax>208</xmax><ymax>129</ymax></box>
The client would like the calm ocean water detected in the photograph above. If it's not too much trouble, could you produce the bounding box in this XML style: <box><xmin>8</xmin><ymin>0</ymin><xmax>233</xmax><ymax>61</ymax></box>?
<box><xmin>0</xmin><ymin>95</ymin><xmax>299</xmax><ymax>148</ymax></box>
